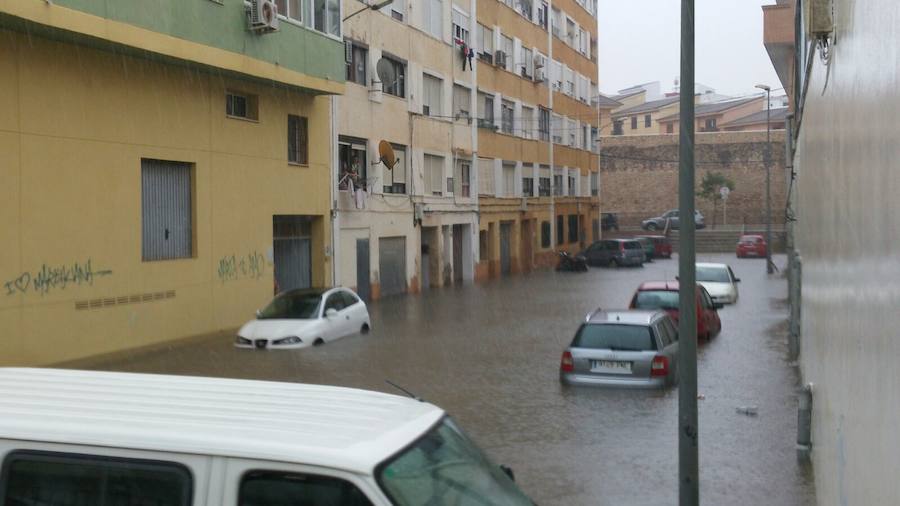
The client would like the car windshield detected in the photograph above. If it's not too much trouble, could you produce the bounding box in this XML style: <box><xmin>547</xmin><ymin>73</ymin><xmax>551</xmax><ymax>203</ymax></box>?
<box><xmin>378</xmin><ymin>417</ymin><xmax>533</xmax><ymax>506</ymax></box>
<box><xmin>634</xmin><ymin>290</ymin><xmax>680</xmax><ymax>310</ymax></box>
<box><xmin>571</xmin><ymin>323</ymin><xmax>657</xmax><ymax>351</ymax></box>
<box><xmin>257</xmin><ymin>291</ymin><xmax>322</xmax><ymax>319</ymax></box>
<box><xmin>696</xmin><ymin>266</ymin><xmax>731</xmax><ymax>283</ymax></box>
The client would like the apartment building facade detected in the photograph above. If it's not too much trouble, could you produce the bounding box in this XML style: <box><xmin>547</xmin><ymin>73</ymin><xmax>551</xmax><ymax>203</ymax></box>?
<box><xmin>0</xmin><ymin>0</ymin><xmax>343</xmax><ymax>364</ymax></box>
<box><xmin>335</xmin><ymin>0</ymin><xmax>479</xmax><ymax>300</ymax></box>
<box><xmin>474</xmin><ymin>0</ymin><xmax>603</xmax><ymax>279</ymax></box>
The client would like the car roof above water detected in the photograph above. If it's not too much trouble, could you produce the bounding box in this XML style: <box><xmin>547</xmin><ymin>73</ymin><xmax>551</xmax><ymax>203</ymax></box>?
<box><xmin>0</xmin><ymin>368</ymin><xmax>443</xmax><ymax>474</ymax></box>
<box><xmin>586</xmin><ymin>309</ymin><xmax>663</xmax><ymax>326</ymax></box>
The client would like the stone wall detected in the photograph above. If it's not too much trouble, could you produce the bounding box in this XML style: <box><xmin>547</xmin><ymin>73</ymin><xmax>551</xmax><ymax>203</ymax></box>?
<box><xmin>600</xmin><ymin>131</ymin><xmax>788</xmax><ymax>227</ymax></box>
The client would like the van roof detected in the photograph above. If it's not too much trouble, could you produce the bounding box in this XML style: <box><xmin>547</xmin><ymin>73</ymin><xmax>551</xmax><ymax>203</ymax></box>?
<box><xmin>0</xmin><ymin>368</ymin><xmax>444</xmax><ymax>474</ymax></box>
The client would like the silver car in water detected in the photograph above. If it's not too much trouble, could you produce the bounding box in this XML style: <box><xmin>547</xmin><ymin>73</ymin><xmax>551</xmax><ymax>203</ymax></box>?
<box><xmin>560</xmin><ymin>310</ymin><xmax>680</xmax><ymax>388</ymax></box>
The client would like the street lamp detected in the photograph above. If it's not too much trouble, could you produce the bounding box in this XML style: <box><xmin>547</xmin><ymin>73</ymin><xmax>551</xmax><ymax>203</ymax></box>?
<box><xmin>755</xmin><ymin>84</ymin><xmax>774</xmax><ymax>274</ymax></box>
<box><xmin>343</xmin><ymin>0</ymin><xmax>393</xmax><ymax>22</ymax></box>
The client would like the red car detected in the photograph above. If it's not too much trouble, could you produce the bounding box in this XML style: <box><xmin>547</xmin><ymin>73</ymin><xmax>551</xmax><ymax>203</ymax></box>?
<box><xmin>736</xmin><ymin>234</ymin><xmax>768</xmax><ymax>258</ymax></box>
<box><xmin>638</xmin><ymin>235</ymin><xmax>673</xmax><ymax>259</ymax></box>
<box><xmin>628</xmin><ymin>281</ymin><xmax>722</xmax><ymax>339</ymax></box>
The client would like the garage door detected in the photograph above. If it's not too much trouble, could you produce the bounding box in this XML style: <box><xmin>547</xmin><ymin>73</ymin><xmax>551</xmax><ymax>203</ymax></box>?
<box><xmin>379</xmin><ymin>237</ymin><xmax>407</xmax><ymax>297</ymax></box>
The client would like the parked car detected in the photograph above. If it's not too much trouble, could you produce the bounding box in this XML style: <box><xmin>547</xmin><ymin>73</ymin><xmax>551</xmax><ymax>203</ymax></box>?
<box><xmin>560</xmin><ymin>309</ymin><xmax>680</xmax><ymax>388</ymax></box>
<box><xmin>581</xmin><ymin>239</ymin><xmax>645</xmax><ymax>268</ymax></box>
<box><xmin>628</xmin><ymin>281</ymin><xmax>722</xmax><ymax>339</ymax></box>
<box><xmin>641</xmin><ymin>209</ymin><xmax>706</xmax><ymax>231</ymax></box>
<box><xmin>601</xmin><ymin>212</ymin><xmax>620</xmax><ymax>231</ymax></box>
<box><xmin>0</xmin><ymin>368</ymin><xmax>535</xmax><ymax>505</ymax></box>
<box><xmin>634</xmin><ymin>236</ymin><xmax>656</xmax><ymax>262</ymax></box>
<box><xmin>736</xmin><ymin>234</ymin><xmax>768</xmax><ymax>258</ymax></box>
<box><xmin>235</xmin><ymin>287</ymin><xmax>370</xmax><ymax>349</ymax></box>
<box><xmin>638</xmin><ymin>235</ymin><xmax>674</xmax><ymax>258</ymax></box>
<box><xmin>696</xmin><ymin>262</ymin><xmax>741</xmax><ymax>304</ymax></box>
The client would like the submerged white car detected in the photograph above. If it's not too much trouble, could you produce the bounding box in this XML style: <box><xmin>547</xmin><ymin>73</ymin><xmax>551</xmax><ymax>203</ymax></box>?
<box><xmin>236</xmin><ymin>287</ymin><xmax>371</xmax><ymax>349</ymax></box>
<box><xmin>696</xmin><ymin>262</ymin><xmax>740</xmax><ymax>304</ymax></box>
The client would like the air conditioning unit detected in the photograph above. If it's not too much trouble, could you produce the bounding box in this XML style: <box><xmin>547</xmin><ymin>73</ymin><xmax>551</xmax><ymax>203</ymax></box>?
<box><xmin>805</xmin><ymin>0</ymin><xmax>833</xmax><ymax>38</ymax></box>
<box><xmin>494</xmin><ymin>50</ymin><xmax>507</xmax><ymax>68</ymax></box>
<box><xmin>534</xmin><ymin>67</ymin><xmax>546</xmax><ymax>83</ymax></box>
<box><xmin>248</xmin><ymin>0</ymin><xmax>279</xmax><ymax>32</ymax></box>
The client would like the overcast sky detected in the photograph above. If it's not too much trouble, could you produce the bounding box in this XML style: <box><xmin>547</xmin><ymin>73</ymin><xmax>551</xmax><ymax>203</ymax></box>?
<box><xmin>596</xmin><ymin>0</ymin><xmax>781</xmax><ymax>98</ymax></box>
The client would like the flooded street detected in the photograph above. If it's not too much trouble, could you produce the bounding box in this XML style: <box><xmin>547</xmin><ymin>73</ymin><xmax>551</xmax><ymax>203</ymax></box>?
<box><xmin>77</xmin><ymin>253</ymin><xmax>815</xmax><ymax>505</ymax></box>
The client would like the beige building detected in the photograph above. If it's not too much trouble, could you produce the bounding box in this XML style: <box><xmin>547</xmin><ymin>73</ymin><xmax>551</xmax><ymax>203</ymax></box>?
<box><xmin>657</xmin><ymin>96</ymin><xmax>767</xmax><ymax>135</ymax></box>
<box><xmin>610</xmin><ymin>96</ymin><xmax>680</xmax><ymax>136</ymax></box>
<box><xmin>336</xmin><ymin>0</ymin><xmax>479</xmax><ymax>300</ymax></box>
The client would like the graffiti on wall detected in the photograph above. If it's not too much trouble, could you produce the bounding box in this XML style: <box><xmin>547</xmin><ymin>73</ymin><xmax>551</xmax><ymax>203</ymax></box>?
<box><xmin>4</xmin><ymin>259</ymin><xmax>113</xmax><ymax>296</ymax></box>
<box><xmin>217</xmin><ymin>251</ymin><xmax>268</xmax><ymax>283</ymax></box>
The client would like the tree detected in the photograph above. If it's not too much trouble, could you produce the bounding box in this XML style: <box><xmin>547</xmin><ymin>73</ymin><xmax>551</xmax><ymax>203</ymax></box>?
<box><xmin>697</xmin><ymin>172</ymin><xmax>735</xmax><ymax>228</ymax></box>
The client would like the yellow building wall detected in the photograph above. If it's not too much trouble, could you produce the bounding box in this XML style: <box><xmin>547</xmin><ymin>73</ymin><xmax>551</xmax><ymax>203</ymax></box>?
<box><xmin>0</xmin><ymin>31</ymin><xmax>332</xmax><ymax>365</ymax></box>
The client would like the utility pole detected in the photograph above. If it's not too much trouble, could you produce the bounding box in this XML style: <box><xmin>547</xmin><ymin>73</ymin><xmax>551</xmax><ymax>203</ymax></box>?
<box><xmin>755</xmin><ymin>84</ymin><xmax>774</xmax><ymax>274</ymax></box>
<box><xmin>678</xmin><ymin>0</ymin><xmax>699</xmax><ymax>504</ymax></box>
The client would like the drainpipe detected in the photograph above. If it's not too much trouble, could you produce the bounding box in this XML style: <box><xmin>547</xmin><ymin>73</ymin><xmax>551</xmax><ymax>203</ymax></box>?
<box><xmin>547</xmin><ymin>0</ymin><xmax>555</xmax><ymax>252</ymax></box>
<box><xmin>330</xmin><ymin>95</ymin><xmax>339</xmax><ymax>288</ymax></box>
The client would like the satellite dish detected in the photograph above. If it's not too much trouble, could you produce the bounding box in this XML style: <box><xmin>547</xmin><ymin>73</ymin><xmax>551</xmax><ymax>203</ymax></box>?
<box><xmin>376</xmin><ymin>58</ymin><xmax>397</xmax><ymax>87</ymax></box>
<box><xmin>379</xmin><ymin>141</ymin><xmax>396</xmax><ymax>170</ymax></box>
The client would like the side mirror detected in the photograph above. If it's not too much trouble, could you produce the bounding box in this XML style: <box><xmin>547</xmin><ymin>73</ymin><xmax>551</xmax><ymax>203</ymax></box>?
<box><xmin>500</xmin><ymin>465</ymin><xmax>516</xmax><ymax>482</ymax></box>
<box><xmin>255</xmin><ymin>309</ymin><xmax>262</xmax><ymax>318</ymax></box>
<box><xmin>325</xmin><ymin>308</ymin><xmax>338</xmax><ymax>318</ymax></box>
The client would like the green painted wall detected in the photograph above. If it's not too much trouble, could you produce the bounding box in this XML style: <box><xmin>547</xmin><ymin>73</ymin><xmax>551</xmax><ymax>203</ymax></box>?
<box><xmin>47</xmin><ymin>0</ymin><xmax>344</xmax><ymax>84</ymax></box>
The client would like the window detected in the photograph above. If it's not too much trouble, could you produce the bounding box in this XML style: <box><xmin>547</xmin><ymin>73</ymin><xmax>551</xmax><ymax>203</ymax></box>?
<box><xmin>452</xmin><ymin>8</ymin><xmax>469</xmax><ymax>45</ymax></box>
<box><xmin>274</xmin><ymin>0</ymin><xmax>302</xmax><ymax>22</ymax></box>
<box><xmin>2</xmin><ymin>451</ymin><xmax>193</xmax><ymax>506</ymax></box>
<box><xmin>520</xmin><ymin>46</ymin><xmax>533</xmax><ymax>78</ymax></box>
<box><xmin>500</xmin><ymin>34</ymin><xmax>513</xmax><ymax>71</ymax></box>
<box><xmin>551</xmin><ymin>7</ymin><xmax>561</xmax><ymax>36</ymax></box>
<box><xmin>613</xmin><ymin>120</ymin><xmax>624</xmax><ymax>135</ymax></box>
<box><xmin>563</xmin><ymin>66</ymin><xmax>574</xmax><ymax>95</ymax></box>
<box><xmin>666</xmin><ymin>123</ymin><xmax>674</xmax><ymax>134</ymax></box>
<box><xmin>453</xmin><ymin>84</ymin><xmax>470</xmax><ymax>119</ymax></box>
<box><xmin>345</xmin><ymin>42</ymin><xmax>367</xmax><ymax>86</ymax></box>
<box><xmin>425</xmin><ymin>154</ymin><xmax>444</xmax><ymax>196</ymax></box>
<box><xmin>424</xmin><ymin>0</ymin><xmax>442</xmax><ymax>38</ymax></box>
<box><xmin>551</xmin><ymin>114</ymin><xmax>563</xmax><ymax>143</ymax></box>
<box><xmin>480</xmin><ymin>230</ymin><xmax>489</xmax><ymax>260</ymax></box>
<box><xmin>314</xmin><ymin>0</ymin><xmax>340</xmax><ymax>36</ymax></box>
<box><xmin>539</xmin><ymin>107</ymin><xmax>550</xmax><ymax>141</ymax></box>
<box><xmin>478</xmin><ymin>92</ymin><xmax>495</xmax><ymax>128</ymax></box>
<box><xmin>556</xmin><ymin>215</ymin><xmax>564</xmax><ymax>245</ymax></box>
<box><xmin>568</xmin><ymin>175</ymin><xmax>576</xmax><ymax>196</ymax></box>
<box><xmin>478</xmin><ymin>157</ymin><xmax>495</xmax><ymax>195</ymax></box>
<box><xmin>550</xmin><ymin>59</ymin><xmax>562</xmax><ymax>90</ymax></box>
<box><xmin>423</xmin><ymin>74</ymin><xmax>443</xmax><ymax>116</ymax></box>
<box><xmin>141</xmin><ymin>159</ymin><xmax>193</xmax><ymax>262</ymax></box>
<box><xmin>644</xmin><ymin>114</ymin><xmax>652</xmax><ymax>127</ymax></box>
<box><xmin>457</xmin><ymin>159</ymin><xmax>471</xmax><ymax>197</ymax></box>
<box><xmin>553</xmin><ymin>173</ymin><xmax>563</xmax><ymax>195</ymax></box>
<box><xmin>583</xmin><ymin>124</ymin><xmax>590</xmax><ymax>150</ymax></box>
<box><xmin>631</xmin><ymin>116</ymin><xmax>638</xmax><ymax>129</ymax></box>
<box><xmin>288</xmin><ymin>114</ymin><xmax>308</xmax><ymax>164</ymax></box>
<box><xmin>380</xmin><ymin>0</ymin><xmax>405</xmax><ymax>21</ymax></box>
<box><xmin>538</xmin><ymin>1</ymin><xmax>549</xmax><ymax>29</ymax></box>
<box><xmin>477</xmin><ymin>23</ymin><xmax>494</xmax><ymax>61</ymax></box>
<box><xmin>566</xmin><ymin>17</ymin><xmax>576</xmax><ymax>46</ymax></box>
<box><xmin>541</xmin><ymin>221</ymin><xmax>551</xmax><ymax>247</ymax></box>
<box><xmin>502</xmin><ymin>162</ymin><xmax>516</xmax><ymax>197</ymax></box>
<box><xmin>568</xmin><ymin>119</ymin><xmax>577</xmax><ymax>146</ymax></box>
<box><xmin>226</xmin><ymin>91</ymin><xmax>258</xmax><ymax>120</ymax></box>
<box><xmin>241</xmin><ymin>470</ymin><xmax>373</xmax><ymax>506</ymax></box>
<box><xmin>591</xmin><ymin>171</ymin><xmax>598</xmax><ymax>196</ymax></box>
<box><xmin>539</xmin><ymin>165</ymin><xmax>551</xmax><ymax>196</ymax></box>
<box><xmin>521</xmin><ymin>105</ymin><xmax>534</xmax><ymax>138</ymax></box>
<box><xmin>516</xmin><ymin>0</ymin><xmax>532</xmax><ymax>19</ymax></box>
<box><xmin>704</xmin><ymin>118</ymin><xmax>718</xmax><ymax>131</ymax></box>
<box><xmin>522</xmin><ymin>177</ymin><xmax>534</xmax><ymax>197</ymax></box>
<box><xmin>383</xmin><ymin>144</ymin><xmax>407</xmax><ymax>194</ymax></box>
<box><xmin>501</xmin><ymin>99</ymin><xmax>514</xmax><ymax>134</ymax></box>
<box><xmin>339</xmin><ymin>136</ymin><xmax>368</xmax><ymax>190</ymax></box>
<box><xmin>381</xmin><ymin>56</ymin><xmax>406</xmax><ymax>97</ymax></box>
<box><xmin>568</xmin><ymin>214</ymin><xmax>578</xmax><ymax>243</ymax></box>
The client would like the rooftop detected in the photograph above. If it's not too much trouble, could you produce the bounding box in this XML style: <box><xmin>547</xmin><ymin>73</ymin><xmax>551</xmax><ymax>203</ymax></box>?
<box><xmin>658</xmin><ymin>96</ymin><xmax>765</xmax><ymax>122</ymax></box>
<box><xmin>0</xmin><ymin>368</ymin><xmax>443</xmax><ymax>474</ymax></box>
<box><xmin>612</xmin><ymin>96</ymin><xmax>681</xmax><ymax>117</ymax></box>
<box><xmin>720</xmin><ymin>107</ymin><xmax>790</xmax><ymax>129</ymax></box>
<box><xmin>594</xmin><ymin>94</ymin><xmax>623</xmax><ymax>108</ymax></box>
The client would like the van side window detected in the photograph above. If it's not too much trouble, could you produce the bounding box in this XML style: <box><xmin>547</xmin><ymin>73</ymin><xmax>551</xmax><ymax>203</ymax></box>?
<box><xmin>239</xmin><ymin>470</ymin><xmax>373</xmax><ymax>506</ymax></box>
<box><xmin>1</xmin><ymin>451</ymin><xmax>192</xmax><ymax>505</ymax></box>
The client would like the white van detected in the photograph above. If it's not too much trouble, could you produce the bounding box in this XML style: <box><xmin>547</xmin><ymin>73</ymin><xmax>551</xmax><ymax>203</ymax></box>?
<box><xmin>0</xmin><ymin>368</ymin><xmax>533</xmax><ymax>505</ymax></box>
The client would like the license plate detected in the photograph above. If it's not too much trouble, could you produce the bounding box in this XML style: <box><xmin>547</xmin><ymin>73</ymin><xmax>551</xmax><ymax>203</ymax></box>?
<box><xmin>590</xmin><ymin>360</ymin><xmax>632</xmax><ymax>374</ymax></box>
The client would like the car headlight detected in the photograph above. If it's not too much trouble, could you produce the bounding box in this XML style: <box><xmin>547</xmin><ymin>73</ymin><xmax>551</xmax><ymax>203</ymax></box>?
<box><xmin>235</xmin><ymin>336</ymin><xmax>251</xmax><ymax>345</ymax></box>
<box><xmin>273</xmin><ymin>336</ymin><xmax>302</xmax><ymax>345</ymax></box>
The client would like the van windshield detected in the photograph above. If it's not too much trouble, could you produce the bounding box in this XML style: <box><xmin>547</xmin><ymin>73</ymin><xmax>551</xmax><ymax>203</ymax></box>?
<box><xmin>377</xmin><ymin>417</ymin><xmax>533</xmax><ymax>506</ymax></box>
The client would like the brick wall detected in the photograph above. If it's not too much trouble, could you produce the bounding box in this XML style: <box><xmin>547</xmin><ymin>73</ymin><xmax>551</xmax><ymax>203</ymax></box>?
<box><xmin>600</xmin><ymin>131</ymin><xmax>788</xmax><ymax>227</ymax></box>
